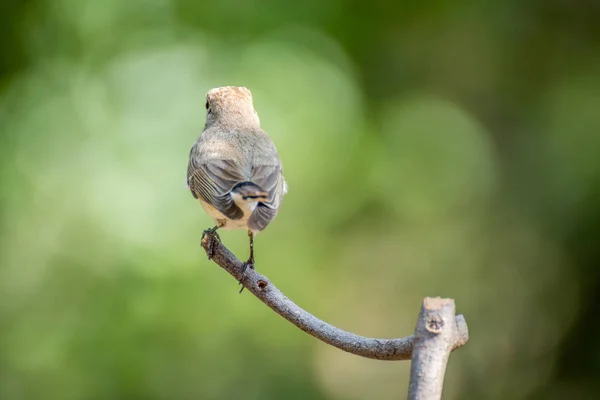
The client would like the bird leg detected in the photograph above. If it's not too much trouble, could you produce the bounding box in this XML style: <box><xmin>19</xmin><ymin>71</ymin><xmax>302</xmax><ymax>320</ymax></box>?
<box><xmin>201</xmin><ymin>225</ymin><xmax>221</xmax><ymax>260</ymax></box>
<box><xmin>238</xmin><ymin>231</ymin><xmax>255</xmax><ymax>293</ymax></box>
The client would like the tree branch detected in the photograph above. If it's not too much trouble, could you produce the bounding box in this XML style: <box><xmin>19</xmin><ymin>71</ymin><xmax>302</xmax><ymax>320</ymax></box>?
<box><xmin>408</xmin><ymin>297</ymin><xmax>458</xmax><ymax>399</ymax></box>
<box><xmin>200</xmin><ymin>235</ymin><xmax>469</xmax><ymax>361</ymax></box>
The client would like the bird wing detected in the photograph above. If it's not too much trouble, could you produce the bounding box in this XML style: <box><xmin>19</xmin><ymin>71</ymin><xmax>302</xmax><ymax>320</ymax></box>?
<box><xmin>247</xmin><ymin>164</ymin><xmax>286</xmax><ymax>231</ymax></box>
<box><xmin>187</xmin><ymin>156</ymin><xmax>245</xmax><ymax>220</ymax></box>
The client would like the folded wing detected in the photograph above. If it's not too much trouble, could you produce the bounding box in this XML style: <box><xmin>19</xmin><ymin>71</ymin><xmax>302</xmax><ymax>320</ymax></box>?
<box><xmin>247</xmin><ymin>164</ymin><xmax>285</xmax><ymax>231</ymax></box>
<box><xmin>187</xmin><ymin>157</ymin><xmax>246</xmax><ymax>220</ymax></box>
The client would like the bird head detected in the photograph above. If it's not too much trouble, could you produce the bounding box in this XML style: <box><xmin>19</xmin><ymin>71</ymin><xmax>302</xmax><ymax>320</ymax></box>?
<box><xmin>205</xmin><ymin>86</ymin><xmax>260</xmax><ymax>127</ymax></box>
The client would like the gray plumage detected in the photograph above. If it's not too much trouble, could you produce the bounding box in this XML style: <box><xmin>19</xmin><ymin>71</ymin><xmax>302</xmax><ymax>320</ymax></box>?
<box><xmin>187</xmin><ymin>86</ymin><xmax>287</xmax><ymax>233</ymax></box>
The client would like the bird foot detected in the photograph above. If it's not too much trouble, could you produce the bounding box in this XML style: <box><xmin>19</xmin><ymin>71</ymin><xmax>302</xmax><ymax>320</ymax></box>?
<box><xmin>238</xmin><ymin>260</ymin><xmax>255</xmax><ymax>294</ymax></box>
<box><xmin>201</xmin><ymin>228</ymin><xmax>221</xmax><ymax>260</ymax></box>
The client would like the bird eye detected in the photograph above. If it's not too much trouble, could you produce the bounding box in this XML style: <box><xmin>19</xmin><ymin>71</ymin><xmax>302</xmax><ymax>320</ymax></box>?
<box><xmin>205</xmin><ymin>101</ymin><xmax>209</xmax><ymax>110</ymax></box>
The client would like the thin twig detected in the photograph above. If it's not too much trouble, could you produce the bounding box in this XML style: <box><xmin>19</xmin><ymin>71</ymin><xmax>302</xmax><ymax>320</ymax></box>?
<box><xmin>408</xmin><ymin>298</ymin><xmax>458</xmax><ymax>399</ymax></box>
<box><xmin>200</xmin><ymin>234</ymin><xmax>469</xmax><ymax>361</ymax></box>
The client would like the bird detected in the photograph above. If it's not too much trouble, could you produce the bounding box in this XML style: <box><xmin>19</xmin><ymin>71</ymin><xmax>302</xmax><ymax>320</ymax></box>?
<box><xmin>187</xmin><ymin>86</ymin><xmax>287</xmax><ymax>287</ymax></box>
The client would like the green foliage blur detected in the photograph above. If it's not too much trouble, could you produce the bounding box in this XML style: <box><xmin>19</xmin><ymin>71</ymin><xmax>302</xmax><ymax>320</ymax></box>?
<box><xmin>1</xmin><ymin>0</ymin><xmax>599</xmax><ymax>399</ymax></box>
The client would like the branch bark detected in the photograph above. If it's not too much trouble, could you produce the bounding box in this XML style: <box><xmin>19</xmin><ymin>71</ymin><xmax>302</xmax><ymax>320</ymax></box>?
<box><xmin>408</xmin><ymin>298</ymin><xmax>459</xmax><ymax>399</ymax></box>
<box><xmin>200</xmin><ymin>235</ymin><xmax>469</xmax><ymax>361</ymax></box>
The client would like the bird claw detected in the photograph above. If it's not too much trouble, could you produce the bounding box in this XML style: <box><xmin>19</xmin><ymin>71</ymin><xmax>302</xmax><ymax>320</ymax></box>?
<box><xmin>201</xmin><ymin>228</ymin><xmax>221</xmax><ymax>260</ymax></box>
<box><xmin>238</xmin><ymin>260</ymin><xmax>255</xmax><ymax>294</ymax></box>
<box><xmin>241</xmin><ymin>260</ymin><xmax>254</xmax><ymax>275</ymax></box>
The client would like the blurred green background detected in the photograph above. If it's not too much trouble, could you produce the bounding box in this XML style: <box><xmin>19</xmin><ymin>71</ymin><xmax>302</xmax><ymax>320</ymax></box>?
<box><xmin>1</xmin><ymin>0</ymin><xmax>599</xmax><ymax>399</ymax></box>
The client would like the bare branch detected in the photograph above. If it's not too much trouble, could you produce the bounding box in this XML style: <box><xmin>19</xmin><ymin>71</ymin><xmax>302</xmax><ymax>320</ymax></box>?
<box><xmin>408</xmin><ymin>298</ymin><xmax>459</xmax><ymax>399</ymax></box>
<box><xmin>201</xmin><ymin>235</ymin><xmax>469</xmax><ymax>361</ymax></box>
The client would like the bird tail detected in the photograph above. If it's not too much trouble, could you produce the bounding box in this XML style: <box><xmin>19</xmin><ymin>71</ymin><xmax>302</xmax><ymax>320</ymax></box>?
<box><xmin>232</xmin><ymin>182</ymin><xmax>269</xmax><ymax>201</ymax></box>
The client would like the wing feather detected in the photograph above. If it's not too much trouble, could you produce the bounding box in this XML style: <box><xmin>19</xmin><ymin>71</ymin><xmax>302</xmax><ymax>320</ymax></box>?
<box><xmin>187</xmin><ymin>157</ymin><xmax>245</xmax><ymax>220</ymax></box>
<box><xmin>248</xmin><ymin>165</ymin><xmax>285</xmax><ymax>231</ymax></box>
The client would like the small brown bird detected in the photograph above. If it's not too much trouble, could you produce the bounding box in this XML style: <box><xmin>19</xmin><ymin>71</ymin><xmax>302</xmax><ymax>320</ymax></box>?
<box><xmin>187</xmin><ymin>86</ymin><xmax>287</xmax><ymax>282</ymax></box>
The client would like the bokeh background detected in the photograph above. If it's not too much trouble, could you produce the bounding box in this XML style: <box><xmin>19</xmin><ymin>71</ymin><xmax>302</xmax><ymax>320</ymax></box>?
<box><xmin>1</xmin><ymin>0</ymin><xmax>599</xmax><ymax>399</ymax></box>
